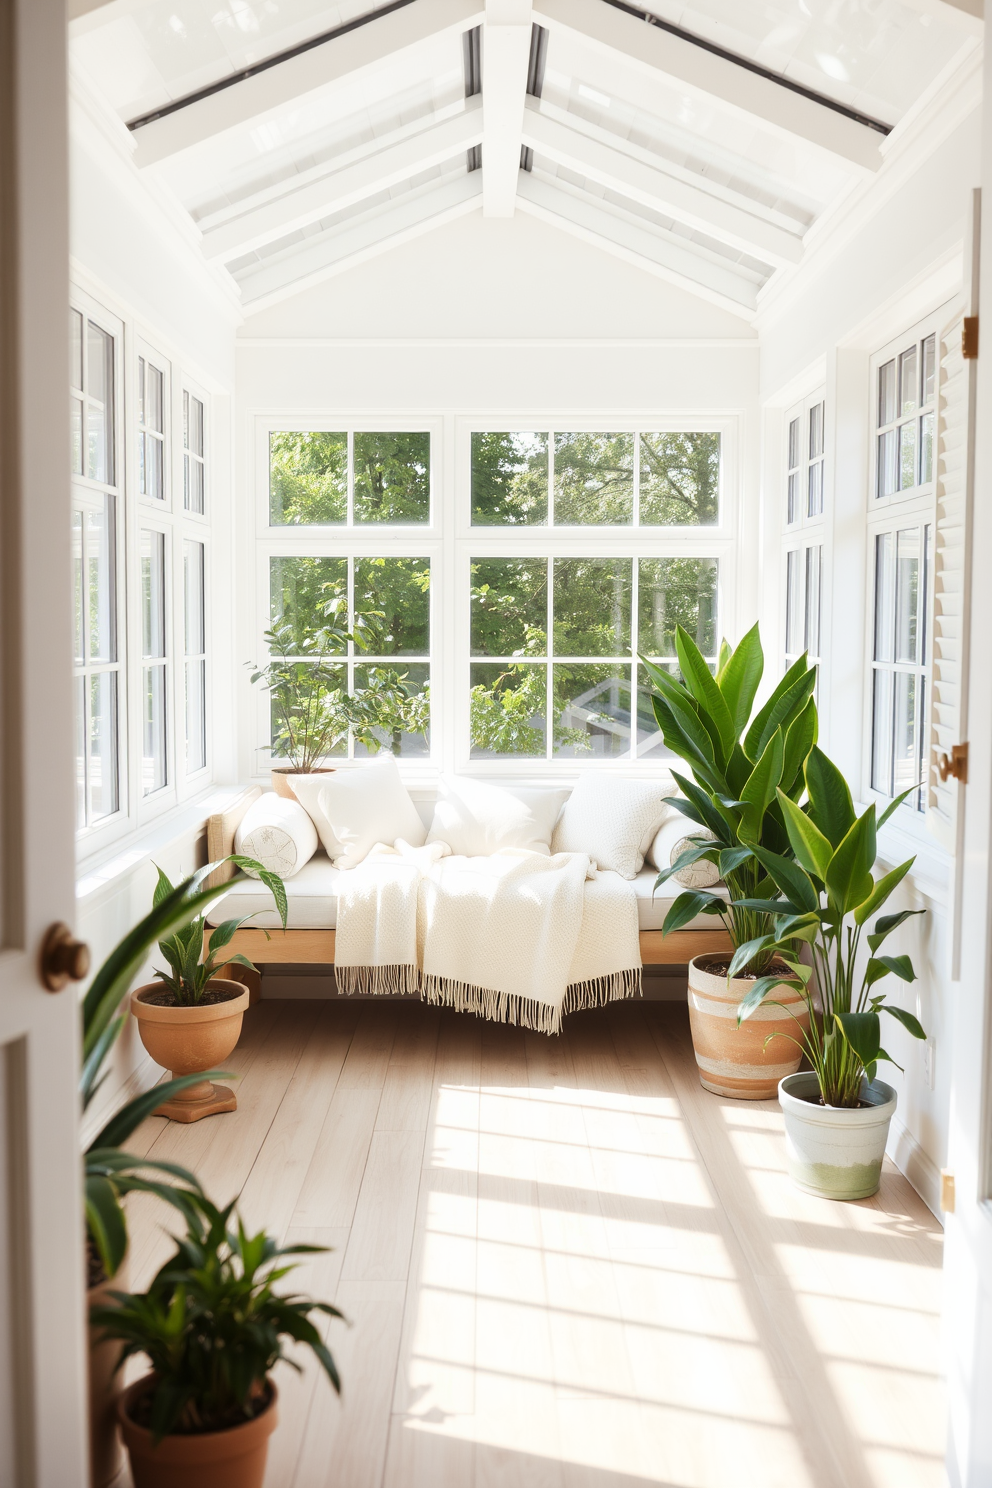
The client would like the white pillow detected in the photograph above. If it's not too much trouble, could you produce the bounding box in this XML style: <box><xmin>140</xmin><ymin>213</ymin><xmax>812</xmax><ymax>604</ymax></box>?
<box><xmin>649</xmin><ymin>817</ymin><xmax>721</xmax><ymax>888</ymax></box>
<box><xmin>427</xmin><ymin>778</ymin><xmax>569</xmax><ymax>857</ymax></box>
<box><xmin>551</xmin><ymin>776</ymin><xmax>674</xmax><ymax>880</ymax></box>
<box><xmin>234</xmin><ymin>794</ymin><xmax>318</xmax><ymax>880</ymax></box>
<box><xmin>288</xmin><ymin>772</ymin><xmax>341</xmax><ymax>858</ymax></box>
<box><xmin>317</xmin><ymin>756</ymin><xmax>426</xmax><ymax>870</ymax></box>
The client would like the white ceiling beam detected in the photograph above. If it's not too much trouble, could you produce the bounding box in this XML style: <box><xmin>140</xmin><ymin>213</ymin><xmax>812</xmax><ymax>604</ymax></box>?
<box><xmin>131</xmin><ymin>0</ymin><xmax>485</xmax><ymax>168</ymax></box>
<box><xmin>516</xmin><ymin>173</ymin><xmax>758</xmax><ymax>318</ymax></box>
<box><xmin>482</xmin><ymin>0</ymin><xmax>533</xmax><ymax>216</ymax></box>
<box><xmin>201</xmin><ymin>100</ymin><xmax>482</xmax><ymax>261</ymax></box>
<box><xmin>532</xmin><ymin>0</ymin><xmax>884</xmax><ymax>174</ymax></box>
<box><xmin>521</xmin><ymin>102</ymin><xmax>802</xmax><ymax>267</ymax></box>
<box><xmin>236</xmin><ymin>171</ymin><xmax>482</xmax><ymax>311</ymax></box>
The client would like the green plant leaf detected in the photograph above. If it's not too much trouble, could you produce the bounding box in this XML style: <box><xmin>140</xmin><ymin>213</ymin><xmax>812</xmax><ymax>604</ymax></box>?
<box><xmin>671</xmin><ymin>773</ymin><xmax>735</xmax><ymax>840</ymax></box>
<box><xmin>834</xmin><ymin>1011</ymin><xmax>881</xmax><ymax>1074</ymax></box>
<box><xmin>86</xmin><ymin>1174</ymin><xmax>129</xmax><ymax>1280</ymax></box>
<box><xmin>674</xmin><ymin>625</ymin><xmax>735</xmax><ymax>761</ymax></box>
<box><xmin>728</xmin><ymin>935</ymin><xmax>776</xmax><ymax>978</ymax></box>
<box><xmin>661</xmin><ymin>890</ymin><xmax>726</xmax><ymax>935</ymax></box>
<box><xmin>824</xmin><ymin>807</ymin><xmax>877</xmax><ymax>917</ymax></box>
<box><xmin>880</xmin><ymin>1005</ymin><xmax>927</xmax><ymax>1040</ymax></box>
<box><xmin>853</xmin><ymin>859</ymin><xmax>915</xmax><ymax>925</ymax></box>
<box><xmin>89</xmin><ymin>1070</ymin><xmax>234</xmax><ymax>1151</ymax></box>
<box><xmin>803</xmin><ymin>747</ymin><xmax>856</xmax><ymax>847</ymax></box>
<box><xmin>875</xmin><ymin>953</ymin><xmax>916</xmax><ymax>983</ymax></box>
<box><xmin>718</xmin><ymin>846</ymin><xmax>752</xmax><ymax>876</ymax></box>
<box><xmin>715</xmin><ymin>623</ymin><xmax>763</xmax><ymax>738</ymax></box>
<box><xmin>650</xmin><ymin>692</ymin><xmax>719</xmax><ymax>781</ymax></box>
<box><xmin>868</xmin><ymin>907</ymin><xmax>926</xmax><ymax>952</ymax></box>
<box><xmin>743</xmin><ymin>658</ymin><xmax>816</xmax><ymax>763</ymax></box>
<box><xmin>776</xmin><ymin>788</ymin><xmax>833</xmax><ymax>879</ymax></box>
<box><xmin>750</xmin><ymin>845</ymin><xmax>819</xmax><ymax>913</ymax></box>
<box><xmin>738</xmin><ymin>728</ymin><xmax>785</xmax><ymax>842</ymax></box>
<box><xmin>878</xmin><ymin>783</ymin><xmax>921</xmax><ymax>829</ymax></box>
<box><xmin>780</xmin><ymin>697</ymin><xmax>818</xmax><ymax>794</ymax></box>
<box><xmin>738</xmin><ymin>975</ymin><xmax>804</xmax><ymax>1021</ymax></box>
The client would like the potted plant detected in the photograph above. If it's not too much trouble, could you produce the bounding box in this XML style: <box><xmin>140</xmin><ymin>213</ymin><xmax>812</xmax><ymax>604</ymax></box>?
<box><xmin>82</xmin><ymin>871</ymin><xmax>242</xmax><ymax>1485</ymax></box>
<box><xmin>644</xmin><ymin>623</ymin><xmax>818</xmax><ymax>1098</ymax></box>
<box><xmin>91</xmin><ymin>1193</ymin><xmax>343</xmax><ymax>1488</ymax></box>
<box><xmin>730</xmin><ymin>749</ymin><xmax>926</xmax><ymax>1199</ymax></box>
<box><xmin>248</xmin><ymin>614</ymin><xmax>354</xmax><ymax>796</ymax></box>
<box><xmin>130</xmin><ymin>858</ymin><xmax>287</xmax><ymax>1123</ymax></box>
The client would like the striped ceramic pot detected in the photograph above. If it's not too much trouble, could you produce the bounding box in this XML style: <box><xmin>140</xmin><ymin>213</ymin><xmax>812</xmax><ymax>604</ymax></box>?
<box><xmin>687</xmin><ymin>953</ymin><xmax>808</xmax><ymax>1100</ymax></box>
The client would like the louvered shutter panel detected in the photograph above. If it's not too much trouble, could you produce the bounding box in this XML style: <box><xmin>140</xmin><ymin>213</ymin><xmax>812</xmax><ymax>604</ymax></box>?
<box><xmin>927</xmin><ymin>309</ymin><xmax>974</xmax><ymax>852</ymax></box>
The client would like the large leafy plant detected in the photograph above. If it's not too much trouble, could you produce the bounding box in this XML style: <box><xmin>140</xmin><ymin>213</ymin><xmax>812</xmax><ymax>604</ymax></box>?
<box><xmin>248</xmin><ymin>615</ymin><xmax>353</xmax><ymax>773</ymax></box>
<box><xmin>90</xmin><ymin>1193</ymin><xmax>343</xmax><ymax>1441</ymax></box>
<box><xmin>153</xmin><ymin>857</ymin><xmax>288</xmax><ymax>1007</ymax></box>
<box><xmin>644</xmin><ymin>623</ymin><xmax>818</xmax><ymax>974</ymax></box>
<box><xmin>82</xmin><ymin>871</ymin><xmax>245</xmax><ymax>1280</ymax></box>
<box><xmin>729</xmin><ymin>748</ymin><xmax>926</xmax><ymax>1107</ymax></box>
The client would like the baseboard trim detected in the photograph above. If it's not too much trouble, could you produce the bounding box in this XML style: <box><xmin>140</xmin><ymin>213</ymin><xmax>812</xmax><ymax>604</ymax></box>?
<box><xmin>887</xmin><ymin>1112</ymin><xmax>943</xmax><ymax>1224</ymax></box>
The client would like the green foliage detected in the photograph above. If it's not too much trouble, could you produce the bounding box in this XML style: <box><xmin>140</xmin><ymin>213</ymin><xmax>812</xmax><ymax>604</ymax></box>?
<box><xmin>469</xmin><ymin>665</ymin><xmax>547</xmax><ymax>755</ymax></box>
<box><xmin>353</xmin><ymin>431</ymin><xmax>430</xmax><ymax>523</ymax></box>
<box><xmin>90</xmin><ymin>1194</ymin><xmax>343</xmax><ymax>1442</ymax></box>
<box><xmin>638</xmin><ymin>557</ymin><xmax>718</xmax><ymax>657</ymax></box>
<box><xmin>269</xmin><ymin>432</ymin><xmax>347</xmax><ymax>525</ymax></box>
<box><xmin>639</xmin><ymin>432</ymin><xmax>720</xmax><ymax>525</ymax></box>
<box><xmin>554</xmin><ymin>432</ymin><xmax>634</xmax><ymax>524</ymax></box>
<box><xmin>645</xmin><ymin>624</ymin><xmax>819</xmax><ymax>974</ymax></box>
<box><xmin>152</xmin><ymin>857</ymin><xmax>288</xmax><ymax>1007</ymax></box>
<box><xmin>350</xmin><ymin>666</ymin><xmax>431</xmax><ymax>757</ymax></box>
<box><xmin>730</xmin><ymin>762</ymin><xmax>926</xmax><ymax>1107</ymax></box>
<box><xmin>471</xmin><ymin>432</ymin><xmax>549</xmax><ymax>525</ymax></box>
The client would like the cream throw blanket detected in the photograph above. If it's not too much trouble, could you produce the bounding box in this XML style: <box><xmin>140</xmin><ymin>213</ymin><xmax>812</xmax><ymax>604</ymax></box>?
<box><xmin>334</xmin><ymin>842</ymin><xmax>641</xmax><ymax>1034</ymax></box>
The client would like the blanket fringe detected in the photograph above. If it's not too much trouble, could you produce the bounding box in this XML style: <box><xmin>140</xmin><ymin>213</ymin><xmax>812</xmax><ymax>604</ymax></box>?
<box><xmin>334</xmin><ymin>964</ymin><xmax>421</xmax><ymax>998</ymax></box>
<box><xmin>420</xmin><ymin>965</ymin><xmax>642</xmax><ymax>1035</ymax></box>
<box><xmin>562</xmin><ymin>966</ymin><xmax>642</xmax><ymax>1017</ymax></box>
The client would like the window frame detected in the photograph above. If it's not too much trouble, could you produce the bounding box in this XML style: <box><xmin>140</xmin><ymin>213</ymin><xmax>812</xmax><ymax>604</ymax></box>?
<box><xmin>250</xmin><ymin>412</ymin><xmax>739</xmax><ymax>780</ymax></box>
<box><xmin>864</xmin><ymin>316</ymin><xmax>938</xmax><ymax>826</ymax></box>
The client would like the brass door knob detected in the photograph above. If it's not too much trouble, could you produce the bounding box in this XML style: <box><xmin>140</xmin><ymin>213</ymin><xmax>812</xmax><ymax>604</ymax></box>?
<box><xmin>40</xmin><ymin>922</ymin><xmax>90</xmax><ymax>992</ymax></box>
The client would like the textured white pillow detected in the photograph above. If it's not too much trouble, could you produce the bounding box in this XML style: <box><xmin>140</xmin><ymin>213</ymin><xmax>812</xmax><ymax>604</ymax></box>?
<box><xmin>552</xmin><ymin>776</ymin><xmax>674</xmax><ymax>880</ymax></box>
<box><xmin>287</xmin><ymin>772</ymin><xmax>342</xmax><ymax>858</ymax></box>
<box><xmin>234</xmin><ymin>794</ymin><xmax>318</xmax><ymax>880</ymax></box>
<box><xmin>649</xmin><ymin>817</ymin><xmax>721</xmax><ymax>887</ymax></box>
<box><xmin>317</xmin><ymin>756</ymin><xmax>426</xmax><ymax>870</ymax></box>
<box><xmin>427</xmin><ymin>778</ymin><xmax>569</xmax><ymax>857</ymax></box>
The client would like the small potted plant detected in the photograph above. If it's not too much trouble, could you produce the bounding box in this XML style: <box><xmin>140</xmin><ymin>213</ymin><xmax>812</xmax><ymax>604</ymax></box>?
<box><xmin>731</xmin><ymin>749</ymin><xmax>926</xmax><ymax>1199</ymax></box>
<box><xmin>91</xmin><ymin>1193</ymin><xmax>343</xmax><ymax>1488</ymax></box>
<box><xmin>645</xmin><ymin>623</ymin><xmax>818</xmax><ymax>1098</ymax></box>
<box><xmin>130</xmin><ymin>858</ymin><xmax>287</xmax><ymax>1123</ymax></box>
<box><xmin>82</xmin><ymin>870</ymin><xmax>240</xmax><ymax>1484</ymax></box>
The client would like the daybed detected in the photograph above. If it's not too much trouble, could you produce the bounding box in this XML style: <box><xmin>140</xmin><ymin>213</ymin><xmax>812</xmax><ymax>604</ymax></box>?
<box><xmin>205</xmin><ymin>782</ymin><xmax>732</xmax><ymax>1006</ymax></box>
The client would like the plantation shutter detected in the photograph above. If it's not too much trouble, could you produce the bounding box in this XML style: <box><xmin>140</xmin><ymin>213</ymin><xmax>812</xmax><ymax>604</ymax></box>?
<box><xmin>927</xmin><ymin>191</ymin><xmax>980</xmax><ymax>972</ymax></box>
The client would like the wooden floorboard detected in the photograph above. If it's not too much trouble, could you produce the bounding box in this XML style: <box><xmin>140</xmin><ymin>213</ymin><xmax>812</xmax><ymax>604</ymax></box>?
<box><xmin>119</xmin><ymin>998</ymin><xmax>946</xmax><ymax>1488</ymax></box>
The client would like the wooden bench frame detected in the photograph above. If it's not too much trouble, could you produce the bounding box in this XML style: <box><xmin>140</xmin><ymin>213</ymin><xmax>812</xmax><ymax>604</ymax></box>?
<box><xmin>207</xmin><ymin>789</ymin><xmax>731</xmax><ymax>1004</ymax></box>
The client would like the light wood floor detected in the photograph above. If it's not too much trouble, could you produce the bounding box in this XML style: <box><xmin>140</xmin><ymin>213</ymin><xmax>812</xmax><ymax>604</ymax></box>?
<box><xmin>123</xmin><ymin>998</ymin><xmax>946</xmax><ymax>1488</ymax></box>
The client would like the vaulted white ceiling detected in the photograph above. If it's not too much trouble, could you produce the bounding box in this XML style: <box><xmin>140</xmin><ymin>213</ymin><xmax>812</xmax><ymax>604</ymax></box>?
<box><xmin>69</xmin><ymin>0</ymin><xmax>982</xmax><ymax>320</ymax></box>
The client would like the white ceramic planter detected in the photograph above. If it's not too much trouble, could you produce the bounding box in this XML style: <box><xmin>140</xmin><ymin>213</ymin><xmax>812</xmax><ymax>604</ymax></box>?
<box><xmin>778</xmin><ymin>1071</ymin><xmax>897</xmax><ymax>1200</ymax></box>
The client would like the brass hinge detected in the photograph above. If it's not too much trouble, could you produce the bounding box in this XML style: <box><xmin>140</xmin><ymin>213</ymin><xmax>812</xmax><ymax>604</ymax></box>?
<box><xmin>940</xmin><ymin>1169</ymin><xmax>956</xmax><ymax>1214</ymax></box>
<box><xmin>963</xmin><ymin>316</ymin><xmax>979</xmax><ymax>359</ymax></box>
<box><xmin>937</xmin><ymin>742</ymin><xmax>969</xmax><ymax>784</ymax></box>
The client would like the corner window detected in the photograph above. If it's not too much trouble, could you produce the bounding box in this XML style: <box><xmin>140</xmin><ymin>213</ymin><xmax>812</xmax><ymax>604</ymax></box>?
<box><xmin>183</xmin><ymin>390</ymin><xmax>205</xmax><ymax>514</ymax></box>
<box><xmin>876</xmin><ymin>334</ymin><xmax>936</xmax><ymax>499</ymax></box>
<box><xmin>870</xmin><ymin>525</ymin><xmax>931</xmax><ymax>811</ymax></box>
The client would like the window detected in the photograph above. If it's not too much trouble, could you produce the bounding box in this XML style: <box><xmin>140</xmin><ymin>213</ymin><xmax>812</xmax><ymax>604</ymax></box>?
<box><xmin>868</xmin><ymin>320</ymin><xmax>937</xmax><ymax>815</ymax></box>
<box><xmin>138</xmin><ymin>353</ymin><xmax>166</xmax><ymax>501</ymax></box>
<box><xmin>785</xmin><ymin>394</ymin><xmax>826</xmax><ymax>529</ymax></box>
<box><xmin>183</xmin><ymin>390</ymin><xmax>205</xmax><ymax>514</ymax></box>
<box><xmin>783</xmin><ymin>392</ymin><xmax>826</xmax><ymax>677</ymax></box>
<box><xmin>72</xmin><ymin>305</ymin><xmax>121</xmax><ymax>828</ymax></box>
<box><xmin>140</xmin><ymin>529</ymin><xmax>168</xmax><ymax>794</ymax></box>
<box><xmin>784</xmin><ymin>544</ymin><xmax>822</xmax><ymax>673</ymax></box>
<box><xmin>876</xmin><ymin>333</ymin><xmax>936</xmax><ymax>499</ymax></box>
<box><xmin>184</xmin><ymin>541</ymin><xmax>206</xmax><ymax>773</ymax></box>
<box><xmin>258</xmin><ymin>420</ymin><xmax>731</xmax><ymax>773</ymax></box>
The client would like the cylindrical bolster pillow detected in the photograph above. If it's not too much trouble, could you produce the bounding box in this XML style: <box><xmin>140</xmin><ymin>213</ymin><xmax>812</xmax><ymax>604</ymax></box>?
<box><xmin>234</xmin><ymin>794</ymin><xmax>318</xmax><ymax>879</ymax></box>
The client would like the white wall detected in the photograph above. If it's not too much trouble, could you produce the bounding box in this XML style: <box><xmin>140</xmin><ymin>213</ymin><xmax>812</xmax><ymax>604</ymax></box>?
<box><xmin>755</xmin><ymin>94</ymin><xmax>984</xmax><ymax>1215</ymax></box>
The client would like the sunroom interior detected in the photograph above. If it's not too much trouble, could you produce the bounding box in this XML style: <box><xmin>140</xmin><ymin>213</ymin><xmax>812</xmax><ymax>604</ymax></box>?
<box><xmin>6</xmin><ymin>0</ymin><xmax>992</xmax><ymax>1484</ymax></box>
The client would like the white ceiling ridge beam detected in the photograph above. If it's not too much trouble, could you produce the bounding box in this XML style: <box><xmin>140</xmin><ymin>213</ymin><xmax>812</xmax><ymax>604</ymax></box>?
<box><xmin>521</xmin><ymin>102</ymin><xmax>802</xmax><ymax>268</ymax></box>
<box><xmin>131</xmin><ymin>0</ymin><xmax>486</xmax><ymax>168</ymax></box>
<box><xmin>237</xmin><ymin>171</ymin><xmax>482</xmax><ymax>311</ymax></box>
<box><xmin>516</xmin><ymin>173</ymin><xmax>757</xmax><ymax>318</ymax></box>
<box><xmin>482</xmin><ymin>0</ymin><xmax>533</xmax><ymax>216</ymax></box>
<box><xmin>532</xmin><ymin>0</ymin><xmax>883</xmax><ymax>174</ymax></box>
<box><xmin>202</xmin><ymin>100</ymin><xmax>482</xmax><ymax>262</ymax></box>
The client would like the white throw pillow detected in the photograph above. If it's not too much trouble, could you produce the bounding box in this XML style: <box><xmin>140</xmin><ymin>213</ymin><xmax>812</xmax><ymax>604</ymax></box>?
<box><xmin>317</xmin><ymin>756</ymin><xmax>426</xmax><ymax>870</ymax></box>
<box><xmin>551</xmin><ymin>776</ymin><xmax>674</xmax><ymax>880</ymax></box>
<box><xmin>288</xmin><ymin>772</ymin><xmax>342</xmax><ymax>858</ymax></box>
<box><xmin>427</xmin><ymin>777</ymin><xmax>569</xmax><ymax>857</ymax></box>
<box><xmin>649</xmin><ymin>816</ymin><xmax>721</xmax><ymax>888</ymax></box>
<box><xmin>234</xmin><ymin>794</ymin><xmax>318</xmax><ymax>880</ymax></box>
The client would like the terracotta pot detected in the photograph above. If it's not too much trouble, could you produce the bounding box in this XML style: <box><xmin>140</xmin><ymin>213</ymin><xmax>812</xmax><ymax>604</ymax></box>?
<box><xmin>687</xmin><ymin>953</ymin><xmax>809</xmax><ymax>1100</ymax></box>
<box><xmin>89</xmin><ymin>1262</ymin><xmax>127</xmax><ymax>1487</ymax></box>
<box><xmin>130</xmin><ymin>980</ymin><xmax>249</xmax><ymax>1122</ymax></box>
<box><xmin>271</xmin><ymin>766</ymin><xmax>334</xmax><ymax>799</ymax></box>
<box><xmin>779</xmin><ymin>1072</ymin><xmax>897</xmax><ymax>1200</ymax></box>
<box><xmin>117</xmin><ymin>1376</ymin><xmax>278</xmax><ymax>1488</ymax></box>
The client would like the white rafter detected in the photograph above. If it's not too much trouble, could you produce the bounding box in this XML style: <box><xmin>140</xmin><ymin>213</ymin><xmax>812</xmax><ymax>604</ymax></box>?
<box><xmin>131</xmin><ymin>0</ymin><xmax>486</xmax><ymax>168</ymax></box>
<box><xmin>236</xmin><ymin>170</ymin><xmax>482</xmax><ymax>310</ymax></box>
<box><xmin>521</xmin><ymin>102</ymin><xmax>803</xmax><ymax>267</ymax></box>
<box><xmin>482</xmin><ymin>0</ymin><xmax>533</xmax><ymax>216</ymax></box>
<box><xmin>201</xmin><ymin>99</ymin><xmax>482</xmax><ymax>262</ymax></box>
<box><xmin>532</xmin><ymin>0</ymin><xmax>884</xmax><ymax>174</ymax></box>
<box><xmin>516</xmin><ymin>173</ymin><xmax>758</xmax><ymax>318</ymax></box>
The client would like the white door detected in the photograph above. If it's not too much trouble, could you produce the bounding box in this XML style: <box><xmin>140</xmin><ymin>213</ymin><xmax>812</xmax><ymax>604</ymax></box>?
<box><xmin>0</xmin><ymin>2</ymin><xmax>90</xmax><ymax>1484</ymax></box>
<box><xmin>944</xmin><ymin>36</ymin><xmax>992</xmax><ymax>1488</ymax></box>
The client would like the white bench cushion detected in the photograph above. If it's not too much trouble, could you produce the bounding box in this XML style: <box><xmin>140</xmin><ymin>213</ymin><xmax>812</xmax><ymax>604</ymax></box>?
<box><xmin>205</xmin><ymin>853</ymin><xmax>728</xmax><ymax>934</ymax></box>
